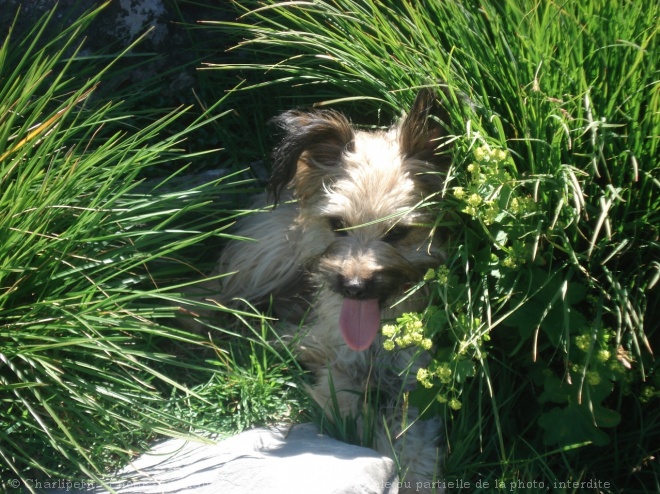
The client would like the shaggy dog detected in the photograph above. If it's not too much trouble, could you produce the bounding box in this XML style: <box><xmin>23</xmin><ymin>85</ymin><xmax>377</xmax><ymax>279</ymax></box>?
<box><xmin>188</xmin><ymin>89</ymin><xmax>452</xmax><ymax>492</ymax></box>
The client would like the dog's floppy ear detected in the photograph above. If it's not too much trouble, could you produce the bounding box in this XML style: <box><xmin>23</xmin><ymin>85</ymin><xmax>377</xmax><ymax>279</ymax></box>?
<box><xmin>269</xmin><ymin>110</ymin><xmax>354</xmax><ymax>204</ymax></box>
<box><xmin>399</xmin><ymin>88</ymin><xmax>452</xmax><ymax>169</ymax></box>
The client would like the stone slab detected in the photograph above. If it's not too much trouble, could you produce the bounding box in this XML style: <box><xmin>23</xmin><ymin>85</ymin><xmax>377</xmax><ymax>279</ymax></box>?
<box><xmin>85</xmin><ymin>423</ymin><xmax>398</xmax><ymax>494</ymax></box>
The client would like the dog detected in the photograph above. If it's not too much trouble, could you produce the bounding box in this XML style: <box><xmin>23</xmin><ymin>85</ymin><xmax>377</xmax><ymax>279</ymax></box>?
<box><xmin>188</xmin><ymin>89</ymin><xmax>452</xmax><ymax>492</ymax></box>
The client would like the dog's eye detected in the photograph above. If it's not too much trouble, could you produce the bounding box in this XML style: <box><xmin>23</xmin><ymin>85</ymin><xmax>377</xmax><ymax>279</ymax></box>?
<box><xmin>328</xmin><ymin>217</ymin><xmax>348</xmax><ymax>236</ymax></box>
<box><xmin>383</xmin><ymin>225</ymin><xmax>411</xmax><ymax>243</ymax></box>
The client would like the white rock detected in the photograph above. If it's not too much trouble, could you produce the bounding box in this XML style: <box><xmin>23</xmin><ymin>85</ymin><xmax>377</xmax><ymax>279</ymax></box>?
<box><xmin>98</xmin><ymin>423</ymin><xmax>399</xmax><ymax>494</ymax></box>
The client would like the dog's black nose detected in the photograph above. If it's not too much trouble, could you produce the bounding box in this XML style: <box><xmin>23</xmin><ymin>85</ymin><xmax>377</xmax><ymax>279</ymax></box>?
<box><xmin>340</xmin><ymin>276</ymin><xmax>370</xmax><ymax>299</ymax></box>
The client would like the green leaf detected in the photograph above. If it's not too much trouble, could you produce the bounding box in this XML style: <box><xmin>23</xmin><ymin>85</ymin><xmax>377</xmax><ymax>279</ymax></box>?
<box><xmin>539</xmin><ymin>373</ymin><xmax>570</xmax><ymax>404</ymax></box>
<box><xmin>538</xmin><ymin>403</ymin><xmax>611</xmax><ymax>447</ymax></box>
<box><xmin>408</xmin><ymin>386</ymin><xmax>443</xmax><ymax>420</ymax></box>
<box><xmin>502</xmin><ymin>299</ymin><xmax>544</xmax><ymax>340</ymax></box>
<box><xmin>592</xmin><ymin>405</ymin><xmax>622</xmax><ymax>429</ymax></box>
<box><xmin>540</xmin><ymin>305</ymin><xmax>587</xmax><ymax>347</ymax></box>
<box><xmin>453</xmin><ymin>358</ymin><xmax>476</xmax><ymax>383</ymax></box>
<box><xmin>426</xmin><ymin>307</ymin><xmax>448</xmax><ymax>333</ymax></box>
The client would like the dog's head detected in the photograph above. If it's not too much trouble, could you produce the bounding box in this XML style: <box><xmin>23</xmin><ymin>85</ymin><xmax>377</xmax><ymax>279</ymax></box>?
<box><xmin>270</xmin><ymin>89</ymin><xmax>452</xmax><ymax>351</ymax></box>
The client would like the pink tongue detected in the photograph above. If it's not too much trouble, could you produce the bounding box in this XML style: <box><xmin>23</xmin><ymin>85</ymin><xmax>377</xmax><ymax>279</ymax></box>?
<box><xmin>339</xmin><ymin>298</ymin><xmax>381</xmax><ymax>351</ymax></box>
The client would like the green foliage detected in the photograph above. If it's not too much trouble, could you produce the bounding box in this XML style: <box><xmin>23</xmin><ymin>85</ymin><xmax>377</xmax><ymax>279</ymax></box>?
<box><xmin>167</xmin><ymin>318</ymin><xmax>307</xmax><ymax>436</ymax></box>
<box><xmin>0</xmin><ymin>4</ymin><xmax>250</xmax><ymax>486</ymax></box>
<box><xmin>217</xmin><ymin>0</ymin><xmax>660</xmax><ymax>490</ymax></box>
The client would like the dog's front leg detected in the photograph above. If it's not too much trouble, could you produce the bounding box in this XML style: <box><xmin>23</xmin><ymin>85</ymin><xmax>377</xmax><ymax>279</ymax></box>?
<box><xmin>308</xmin><ymin>366</ymin><xmax>366</xmax><ymax>420</ymax></box>
<box><xmin>375</xmin><ymin>408</ymin><xmax>443</xmax><ymax>494</ymax></box>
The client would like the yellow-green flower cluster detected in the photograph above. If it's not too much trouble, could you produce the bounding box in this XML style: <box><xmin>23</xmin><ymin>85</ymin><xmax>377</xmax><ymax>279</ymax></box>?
<box><xmin>453</xmin><ymin>186</ymin><xmax>466</xmax><ymax>200</ymax></box>
<box><xmin>454</xmin><ymin>143</ymin><xmax>541</xmax><ymax>268</ymax></box>
<box><xmin>510</xmin><ymin>196</ymin><xmax>536</xmax><ymax>216</ymax></box>
<box><xmin>423</xmin><ymin>265</ymin><xmax>450</xmax><ymax>285</ymax></box>
<box><xmin>575</xmin><ymin>333</ymin><xmax>593</xmax><ymax>351</ymax></box>
<box><xmin>569</xmin><ymin>366</ymin><xmax>603</xmax><ymax>386</ymax></box>
<box><xmin>575</xmin><ymin>328</ymin><xmax>615</xmax><ymax>357</ymax></box>
<box><xmin>416</xmin><ymin>360</ymin><xmax>463</xmax><ymax>410</ymax></box>
<box><xmin>436</xmin><ymin>265</ymin><xmax>450</xmax><ymax>285</ymax></box>
<box><xmin>435</xmin><ymin>394</ymin><xmax>462</xmax><ymax>410</ymax></box>
<box><xmin>481</xmin><ymin>200</ymin><xmax>500</xmax><ymax>226</ymax></box>
<box><xmin>454</xmin><ymin>145</ymin><xmax>512</xmax><ymax>222</ymax></box>
<box><xmin>466</xmin><ymin>162</ymin><xmax>482</xmax><ymax>183</ymax></box>
<box><xmin>501</xmin><ymin>257</ymin><xmax>519</xmax><ymax>269</ymax></box>
<box><xmin>462</xmin><ymin>192</ymin><xmax>483</xmax><ymax>217</ymax></box>
<box><xmin>474</xmin><ymin>145</ymin><xmax>508</xmax><ymax>163</ymax></box>
<box><xmin>570</xmin><ymin>326</ymin><xmax>631</xmax><ymax>392</ymax></box>
<box><xmin>448</xmin><ymin>398</ymin><xmax>462</xmax><ymax>410</ymax></box>
<box><xmin>432</xmin><ymin>361</ymin><xmax>453</xmax><ymax>383</ymax></box>
<box><xmin>382</xmin><ymin>312</ymin><xmax>433</xmax><ymax>351</ymax></box>
<box><xmin>640</xmin><ymin>386</ymin><xmax>660</xmax><ymax>404</ymax></box>
<box><xmin>586</xmin><ymin>370</ymin><xmax>602</xmax><ymax>386</ymax></box>
<box><xmin>416</xmin><ymin>368</ymin><xmax>434</xmax><ymax>388</ymax></box>
<box><xmin>596</xmin><ymin>349</ymin><xmax>611</xmax><ymax>363</ymax></box>
<box><xmin>501</xmin><ymin>240</ymin><xmax>529</xmax><ymax>269</ymax></box>
<box><xmin>468</xmin><ymin>146</ymin><xmax>511</xmax><ymax>184</ymax></box>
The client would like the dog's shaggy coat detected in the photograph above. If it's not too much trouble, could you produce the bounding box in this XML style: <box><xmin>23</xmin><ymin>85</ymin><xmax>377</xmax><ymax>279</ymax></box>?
<box><xmin>189</xmin><ymin>90</ymin><xmax>452</xmax><ymax>492</ymax></box>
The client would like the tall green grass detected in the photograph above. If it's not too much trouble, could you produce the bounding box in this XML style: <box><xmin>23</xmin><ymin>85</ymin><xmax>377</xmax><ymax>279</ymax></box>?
<box><xmin>0</xmin><ymin>4</ymin><xmax>259</xmax><ymax>487</ymax></box>
<box><xmin>211</xmin><ymin>1</ymin><xmax>659</xmax><ymax>491</ymax></box>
